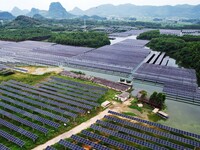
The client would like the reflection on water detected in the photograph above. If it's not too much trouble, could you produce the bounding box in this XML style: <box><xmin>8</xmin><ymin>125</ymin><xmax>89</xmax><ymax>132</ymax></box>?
<box><xmin>110</xmin><ymin>35</ymin><xmax>137</xmax><ymax>45</ymax></box>
<box><xmin>160</xmin><ymin>100</ymin><xmax>200</xmax><ymax>134</ymax></box>
<box><xmin>132</xmin><ymin>81</ymin><xmax>200</xmax><ymax>134</ymax></box>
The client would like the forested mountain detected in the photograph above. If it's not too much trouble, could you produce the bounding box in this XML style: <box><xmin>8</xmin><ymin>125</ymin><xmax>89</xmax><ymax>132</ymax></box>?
<box><xmin>6</xmin><ymin>15</ymin><xmax>41</xmax><ymax>28</ymax></box>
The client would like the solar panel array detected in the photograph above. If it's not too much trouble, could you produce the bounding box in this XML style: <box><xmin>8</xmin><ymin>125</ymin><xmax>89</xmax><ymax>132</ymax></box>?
<box><xmin>0</xmin><ymin>78</ymin><xmax>107</xmax><ymax>149</ymax></box>
<box><xmin>0</xmin><ymin>144</ymin><xmax>10</xmax><ymax>150</ymax></box>
<box><xmin>109</xmin><ymin>29</ymin><xmax>154</xmax><ymax>37</ymax></box>
<box><xmin>134</xmin><ymin>63</ymin><xmax>200</xmax><ymax>104</ymax></box>
<box><xmin>0</xmin><ymin>38</ymin><xmax>151</xmax><ymax>76</ymax></box>
<box><xmin>69</xmin><ymin>39</ymin><xmax>150</xmax><ymax>76</ymax></box>
<box><xmin>46</xmin><ymin>111</ymin><xmax>200</xmax><ymax>150</ymax></box>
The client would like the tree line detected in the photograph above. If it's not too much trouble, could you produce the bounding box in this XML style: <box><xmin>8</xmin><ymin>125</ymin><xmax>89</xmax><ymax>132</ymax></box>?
<box><xmin>49</xmin><ymin>32</ymin><xmax>111</xmax><ymax>48</ymax></box>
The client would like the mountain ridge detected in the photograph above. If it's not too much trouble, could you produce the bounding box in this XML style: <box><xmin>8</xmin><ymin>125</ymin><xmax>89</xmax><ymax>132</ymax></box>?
<box><xmin>6</xmin><ymin>3</ymin><xmax>200</xmax><ymax>19</ymax></box>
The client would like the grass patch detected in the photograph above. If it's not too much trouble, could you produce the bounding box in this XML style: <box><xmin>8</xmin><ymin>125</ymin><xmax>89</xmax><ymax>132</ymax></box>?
<box><xmin>0</xmin><ymin>72</ymin><xmax>55</xmax><ymax>85</ymax></box>
<box><xmin>129</xmin><ymin>105</ymin><xmax>143</xmax><ymax>113</ymax></box>
<box><xmin>147</xmin><ymin>113</ymin><xmax>164</xmax><ymax>122</ymax></box>
<box><xmin>122</xmin><ymin>112</ymin><xmax>137</xmax><ymax>116</ymax></box>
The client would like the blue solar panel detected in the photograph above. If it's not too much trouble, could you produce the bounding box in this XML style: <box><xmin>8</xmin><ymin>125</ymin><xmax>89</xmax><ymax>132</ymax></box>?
<box><xmin>58</xmin><ymin>139</ymin><xmax>84</xmax><ymax>150</ymax></box>
<box><xmin>90</xmin><ymin>124</ymin><xmax>167</xmax><ymax>150</ymax></box>
<box><xmin>0</xmin><ymin>129</ymin><xmax>25</xmax><ymax>147</ymax></box>
<box><xmin>0</xmin><ymin>118</ymin><xmax>38</xmax><ymax>141</ymax></box>
<box><xmin>0</xmin><ymin>143</ymin><xmax>10</xmax><ymax>150</ymax></box>
<box><xmin>82</xmin><ymin>130</ymin><xmax>138</xmax><ymax>150</ymax></box>
<box><xmin>109</xmin><ymin>111</ymin><xmax>200</xmax><ymax>140</ymax></box>
<box><xmin>71</xmin><ymin>135</ymin><xmax>111</xmax><ymax>150</ymax></box>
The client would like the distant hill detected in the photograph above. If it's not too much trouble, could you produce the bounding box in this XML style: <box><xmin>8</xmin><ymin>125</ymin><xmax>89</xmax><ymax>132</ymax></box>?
<box><xmin>70</xmin><ymin>4</ymin><xmax>200</xmax><ymax>18</ymax></box>
<box><xmin>47</xmin><ymin>2</ymin><xmax>74</xmax><ymax>19</ymax></box>
<box><xmin>0</xmin><ymin>12</ymin><xmax>15</xmax><ymax>20</ymax></box>
<box><xmin>69</xmin><ymin>7</ymin><xmax>84</xmax><ymax>16</ymax></box>
<box><xmin>11</xmin><ymin>7</ymin><xmax>29</xmax><ymax>16</ymax></box>
<box><xmin>27</xmin><ymin>8</ymin><xmax>48</xmax><ymax>17</ymax></box>
<box><xmin>33</xmin><ymin>14</ymin><xmax>46</xmax><ymax>20</ymax></box>
<box><xmin>79</xmin><ymin>15</ymin><xmax>106</xmax><ymax>20</ymax></box>
<box><xmin>7</xmin><ymin>3</ymin><xmax>200</xmax><ymax>19</ymax></box>
<box><xmin>7</xmin><ymin>15</ymin><xmax>41</xmax><ymax>28</ymax></box>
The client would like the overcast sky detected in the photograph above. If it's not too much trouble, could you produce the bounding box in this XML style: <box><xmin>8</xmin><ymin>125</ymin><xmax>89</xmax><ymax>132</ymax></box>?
<box><xmin>0</xmin><ymin>0</ymin><xmax>199</xmax><ymax>11</ymax></box>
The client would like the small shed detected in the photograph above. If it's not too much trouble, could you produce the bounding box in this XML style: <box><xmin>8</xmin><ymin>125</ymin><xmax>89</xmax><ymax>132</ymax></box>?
<box><xmin>158</xmin><ymin>111</ymin><xmax>169</xmax><ymax>119</ymax></box>
<box><xmin>101</xmin><ymin>101</ymin><xmax>111</xmax><ymax>108</ymax></box>
<box><xmin>116</xmin><ymin>92</ymin><xmax>130</xmax><ymax>102</ymax></box>
<box><xmin>152</xmin><ymin>108</ymin><xmax>159</xmax><ymax>113</ymax></box>
<box><xmin>137</xmin><ymin>103</ymin><xmax>143</xmax><ymax>108</ymax></box>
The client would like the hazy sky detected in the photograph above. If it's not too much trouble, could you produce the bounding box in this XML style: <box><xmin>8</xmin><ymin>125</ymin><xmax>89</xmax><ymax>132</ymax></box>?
<box><xmin>0</xmin><ymin>0</ymin><xmax>200</xmax><ymax>11</ymax></box>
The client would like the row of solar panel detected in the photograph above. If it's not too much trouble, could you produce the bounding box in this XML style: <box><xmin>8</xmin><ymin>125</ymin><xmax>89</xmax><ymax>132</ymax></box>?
<box><xmin>0</xmin><ymin>85</ymin><xmax>85</xmax><ymax>114</ymax></box>
<box><xmin>4</xmin><ymin>81</ymin><xmax>93</xmax><ymax>110</ymax></box>
<box><xmin>108</xmin><ymin>111</ymin><xmax>200</xmax><ymax>140</ymax></box>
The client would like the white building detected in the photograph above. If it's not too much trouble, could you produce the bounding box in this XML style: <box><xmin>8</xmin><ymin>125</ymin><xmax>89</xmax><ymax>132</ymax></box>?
<box><xmin>101</xmin><ymin>101</ymin><xmax>111</xmax><ymax>108</ymax></box>
<box><xmin>116</xmin><ymin>92</ymin><xmax>130</xmax><ymax>102</ymax></box>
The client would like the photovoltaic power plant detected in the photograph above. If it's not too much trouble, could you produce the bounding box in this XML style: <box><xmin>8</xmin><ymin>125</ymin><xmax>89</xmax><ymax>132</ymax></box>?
<box><xmin>0</xmin><ymin>39</ymin><xmax>150</xmax><ymax>77</ymax></box>
<box><xmin>0</xmin><ymin>77</ymin><xmax>107</xmax><ymax>149</ymax></box>
<box><xmin>45</xmin><ymin>111</ymin><xmax>200</xmax><ymax>150</ymax></box>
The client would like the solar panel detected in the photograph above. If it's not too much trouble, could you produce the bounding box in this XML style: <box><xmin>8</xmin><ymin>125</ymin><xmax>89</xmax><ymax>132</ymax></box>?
<box><xmin>0</xmin><ymin>108</ymin><xmax>48</xmax><ymax>134</ymax></box>
<box><xmin>45</xmin><ymin>146</ymin><xmax>57</xmax><ymax>150</ymax></box>
<box><xmin>0</xmin><ymin>118</ymin><xmax>38</xmax><ymax>141</ymax></box>
<box><xmin>82</xmin><ymin>130</ymin><xmax>138</xmax><ymax>150</ymax></box>
<box><xmin>71</xmin><ymin>135</ymin><xmax>111</xmax><ymax>150</ymax></box>
<box><xmin>38</xmin><ymin>84</ymin><xmax>99</xmax><ymax>106</ymax></box>
<box><xmin>44</xmin><ymin>81</ymin><xmax>102</xmax><ymax>99</ymax></box>
<box><xmin>0</xmin><ymin>95</ymin><xmax>69</xmax><ymax>123</ymax></box>
<box><xmin>0</xmin><ymin>88</ymin><xmax>77</xmax><ymax>118</ymax></box>
<box><xmin>0</xmin><ymin>129</ymin><xmax>25</xmax><ymax>147</ymax></box>
<box><xmin>5</xmin><ymin>81</ymin><xmax>93</xmax><ymax>110</ymax></box>
<box><xmin>58</xmin><ymin>139</ymin><xmax>84</xmax><ymax>150</ymax></box>
<box><xmin>109</xmin><ymin>111</ymin><xmax>200</xmax><ymax>139</ymax></box>
<box><xmin>38</xmin><ymin>83</ymin><xmax>99</xmax><ymax>102</ymax></box>
<box><xmin>96</xmin><ymin>119</ymin><xmax>188</xmax><ymax>150</ymax></box>
<box><xmin>90</xmin><ymin>125</ymin><xmax>167</xmax><ymax>150</ymax></box>
<box><xmin>0</xmin><ymin>143</ymin><xmax>10</xmax><ymax>150</ymax></box>
<box><xmin>0</xmin><ymin>85</ymin><xmax>85</xmax><ymax>114</ymax></box>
